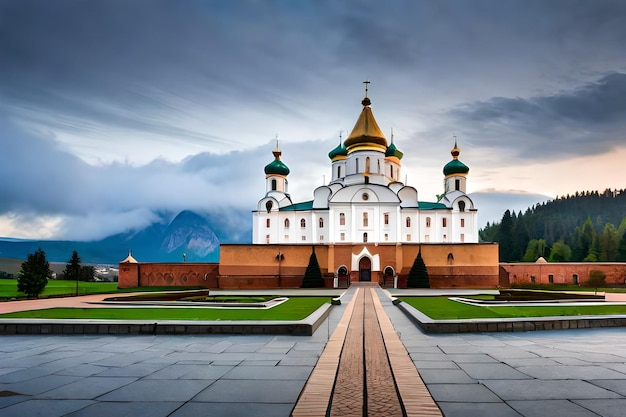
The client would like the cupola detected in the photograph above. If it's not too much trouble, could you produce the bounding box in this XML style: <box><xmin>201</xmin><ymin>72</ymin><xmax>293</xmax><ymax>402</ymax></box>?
<box><xmin>344</xmin><ymin>82</ymin><xmax>387</xmax><ymax>153</ymax></box>
<box><xmin>443</xmin><ymin>139</ymin><xmax>469</xmax><ymax>177</ymax></box>
<box><xmin>264</xmin><ymin>146</ymin><xmax>290</xmax><ymax>176</ymax></box>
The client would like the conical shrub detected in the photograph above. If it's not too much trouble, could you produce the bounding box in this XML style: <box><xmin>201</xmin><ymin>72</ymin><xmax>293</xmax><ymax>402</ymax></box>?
<box><xmin>301</xmin><ymin>246</ymin><xmax>324</xmax><ymax>288</ymax></box>
<box><xmin>407</xmin><ymin>247</ymin><xmax>430</xmax><ymax>288</ymax></box>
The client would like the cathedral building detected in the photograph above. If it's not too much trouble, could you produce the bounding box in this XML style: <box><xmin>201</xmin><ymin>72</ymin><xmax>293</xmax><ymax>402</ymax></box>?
<box><xmin>253</xmin><ymin>88</ymin><xmax>478</xmax><ymax>247</ymax></box>
<box><xmin>120</xmin><ymin>85</ymin><xmax>499</xmax><ymax>289</ymax></box>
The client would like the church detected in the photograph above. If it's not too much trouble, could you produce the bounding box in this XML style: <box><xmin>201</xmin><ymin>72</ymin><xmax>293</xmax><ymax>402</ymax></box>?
<box><xmin>253</xmin><ymin>84</ymin><xmax>478</xmax><ymax>247</ymax></box>
<box><xmin>120</xmin><ymin>84</ymin><xmax>500</xmax><ymax>289</ymax></box>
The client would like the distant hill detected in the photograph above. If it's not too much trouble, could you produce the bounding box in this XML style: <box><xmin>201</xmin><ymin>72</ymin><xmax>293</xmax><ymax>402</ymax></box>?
<box><xmin>0</xmin><ymin>209</ymin><xmax>252</xmax><ymax>265</ymax></box>
<box><xmin>480</xmin><ymin>189</ymin><xmax>626</xmax><ymax>262</ymax></box>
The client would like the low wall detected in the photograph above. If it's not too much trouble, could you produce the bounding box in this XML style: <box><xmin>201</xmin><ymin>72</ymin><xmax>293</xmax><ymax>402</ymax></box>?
<box><xmin>501</xmin><ymin>262</ymin><xmax>626</xmax><ymax>286</ymax></box>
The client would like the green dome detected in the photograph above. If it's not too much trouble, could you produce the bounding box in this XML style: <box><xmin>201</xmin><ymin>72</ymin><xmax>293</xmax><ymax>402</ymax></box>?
<box><xmin>328</xmin><ymin>142</ymin><xmax>347</xmax><ymax>160</ymax></box>
<box><xmin>265</xmin><ymin>157</ymin><xmax>290</xmax><ymax>176</ymax></box>
<box><xmin>443</xmin><ymin>159</ymin><xmax>469</xmax><ymax>176</ymax></box>
<box><xmin>385</xmin><ymin>142</ymin><xmax>403</xmax><ymax>159</ymax></box>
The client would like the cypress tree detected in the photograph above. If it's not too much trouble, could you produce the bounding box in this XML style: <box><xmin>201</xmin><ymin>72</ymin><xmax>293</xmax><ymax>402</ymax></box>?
<box><xmin>407</xmin><ymin>247</ymin><xmax>430</xmax><ymax>288</ymax></box>
<box><xmin>301</xmin><ymin>246</ymin><xmax>323</xmax><ymax>288</ymax></box>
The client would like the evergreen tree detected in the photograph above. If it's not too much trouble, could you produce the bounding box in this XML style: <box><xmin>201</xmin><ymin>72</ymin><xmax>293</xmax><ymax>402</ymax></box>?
<box><xmin>498</xmin><ymin>210</ymin><xmax>515</xmax><ymax>262</ymax></box>
<box><xmin>599</xmin><ymin>223</ymin><xmax>618</xmax><ymax>261</ymax></box>
<box><xmin>63</xmin><ymin>250</ymin><xmax>82</xmax><ymax>281</ymax></box>
<box><xmin>523</xmin><ymin>239</ymin><xmax>547</xmax><ymax>262</ymax></box>
<box><xmin>17</xmin><ymin>248</ymin><xmax>50</xmax><ymax>298</ymax></box>
<box><xmin>407</xmin><ymin>247</ymin><xmax>430</xmax><ymax>288</ymax></box>
<box><xmin>548</xmin><ymin>240</ymin><xmax>572</xmax><ymax>262</ymax></box>
<box><xmin>617</xmin><ymin>231</ymin><xmax>626</xmax><ymax>262</ymax></box>
<box><xmin>301</xmin><ymin>246</ymin><xmax>323</xmax><ymax>288</ymax></box>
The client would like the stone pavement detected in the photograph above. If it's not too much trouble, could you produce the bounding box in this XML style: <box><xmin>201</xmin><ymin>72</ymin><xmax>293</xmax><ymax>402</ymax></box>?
<box><xmin>2</xmin><ymin>287</ymin><xmax>626</xmax><ymax>416</ymax></box>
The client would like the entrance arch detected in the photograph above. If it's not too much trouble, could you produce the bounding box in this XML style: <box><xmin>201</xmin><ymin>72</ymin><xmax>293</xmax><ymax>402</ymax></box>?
<box><xmin>359</xmin><ymin>257</ymin><xmax>371</xmax><ymax>282</ymax></box>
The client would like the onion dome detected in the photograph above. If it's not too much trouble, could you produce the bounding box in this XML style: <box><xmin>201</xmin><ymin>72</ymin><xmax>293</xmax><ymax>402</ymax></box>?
<box><xmin>264</xmin><ymin>147</ymin><xmax>290</xmax><ymax>176</ymax></box>
<box><xmin>385</xmin><ymin>136</ymin><xmax>404</xmax><ymax>160</ymax></box>
<box><xmin>328</xmin><ymin>140</ymin><xmax>347</xmax><ymax>161</ymax></box>
<box><xmin>344</xmin><ymin>89</ymin><xmax>387</xmax><ymax>153</ymax></box>
<box><xmin>443</xmin><ymin>140</ymin><xmax>469</xmax><ymax>176</ymax></box>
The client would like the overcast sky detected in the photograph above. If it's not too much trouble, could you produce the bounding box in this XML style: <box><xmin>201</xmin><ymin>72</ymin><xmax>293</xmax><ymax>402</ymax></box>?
<box><xmin>1</xmin><ymin>0</ymin><xmax>625</xmax><ymax>241</ymax></box>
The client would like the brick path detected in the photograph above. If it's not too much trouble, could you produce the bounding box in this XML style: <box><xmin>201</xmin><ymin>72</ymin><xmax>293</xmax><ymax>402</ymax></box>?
<box><xmin>292</xmin><ymin>283</ymin><xmax>442</xmax><ymax>416</ymax></box>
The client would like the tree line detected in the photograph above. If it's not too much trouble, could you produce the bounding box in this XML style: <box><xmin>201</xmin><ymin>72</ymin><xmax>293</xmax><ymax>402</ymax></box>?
<box><xmin>17</xmin><ymin>249</ymin><xmax>95</xmax><ymax>297</ymax></box>
<box><xmin>480</xmin><ymin>189</ymin><xmax>626</xmax><ymax>262</ymax></box>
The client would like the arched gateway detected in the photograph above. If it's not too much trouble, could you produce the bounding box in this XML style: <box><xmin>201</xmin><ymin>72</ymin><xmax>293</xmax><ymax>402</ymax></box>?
<box><xmin>359</xmin><ymin>257</ymin><xmax>371</xmax><ymax>282</ymax></box>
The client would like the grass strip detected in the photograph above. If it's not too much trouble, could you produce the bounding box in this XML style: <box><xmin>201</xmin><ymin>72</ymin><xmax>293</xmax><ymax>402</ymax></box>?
<box><xmin>0</xmin><ymin>297</ymin><xmax>329</xmax><ymax>321</ymax></box>
<box><xmin>400</xmin><ymin>296</ymin><xmax>626</xmax><ymax>320</ymax></box>
<box><xmin>0</xmin><ymin>279</ymin><xmax>203</xmax><ymax>300</ymax></box>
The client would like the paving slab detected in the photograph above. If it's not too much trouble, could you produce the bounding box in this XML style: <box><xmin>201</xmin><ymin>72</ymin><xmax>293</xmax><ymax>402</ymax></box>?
<box><xmin>516</xmin><ymin>365</ymin><xmax>626</xmax><ymax>380</ymax></box>
<box><xmin>482</xmin><ymin>379</ymin><xmax>623</xmax><ymax>400</ymax></box>
<box><xmin>427</xmin><ymin>383</ymin><xmax>502</xmax><ymax>402</ymax></box>
<box><xmin>507</xmin><ymin>399</ymin><xmax>600</xmax><ymax>417</ymax></box>
<box><xmin>457</xmin><ymin>363</ymin><xmax>531</xmax><ymax>380</ymax></box>
<box><xmin>588</xmin><ymin>379</ymin><xmax>626</xmax><ymax>396</ymax></box>
<box><xmin>572</xmin><ymin>399</ymin><xmax>626</xmax><ymax>417</ymax></box>
<box><xmin>170</xmin><ymin>401</ymin><xmax>294</xmax><ymax>417</ymax></box>
<box><xmin>438</xmin><ymin>402</ymin><xmax>522</xmax><ymax>417</ymax></box>
<box><xmin>0</xmin><ymin>399</ymin><xmax>94</xmax><ymax>417</ymax></box>
<box><xmin>64</xmin><ymin>401</ymin><xmax>182</xmax><ymax>417</ymax></box>
<box><xmin>193</xmin><ymin>379</ymin><xmax>304</xmax><ymax>403</ymax></box>
<box><xmin>97</xmin><ymin>379</ymin><xmax>211</xmax><ymax>402</ymax></box>
<box><xmin>417</xmin><ymin>369</ymin><xmax>477</xmax><ymax>384</ymax></box>
<box><xmin>38</xmin><ymin>376</ymin><xmax>136</xmax><ymax>399</ymax></box>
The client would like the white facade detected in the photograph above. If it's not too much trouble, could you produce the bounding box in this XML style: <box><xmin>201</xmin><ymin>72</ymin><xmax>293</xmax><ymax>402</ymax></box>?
<box><xmin>253</xmin><ymin>91</ymin><xmax>478</xmax><ymax>245</ymax></box>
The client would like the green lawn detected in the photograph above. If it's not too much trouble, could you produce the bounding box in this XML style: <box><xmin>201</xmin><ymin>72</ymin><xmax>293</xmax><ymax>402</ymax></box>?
<box><xmin>0</xmin><ymin>279</ymin><xmax>204</xmax><ymax>300</ymax></box>
<box><xmin>400</xmin><ymin>296</ymin><xmax>626</xmax><ymax>320</ymax></box>
<box><xmin>0</xmin><ymin>297</ymin><xmax>329</xmax><ymax>321</ymax></box>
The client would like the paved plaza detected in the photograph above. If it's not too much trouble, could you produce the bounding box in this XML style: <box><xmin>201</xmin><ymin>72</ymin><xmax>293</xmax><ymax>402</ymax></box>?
<box><xmin>2</xmin><ymin>288</ymin><xmax>626</xmax><ymax>416</ymax></box>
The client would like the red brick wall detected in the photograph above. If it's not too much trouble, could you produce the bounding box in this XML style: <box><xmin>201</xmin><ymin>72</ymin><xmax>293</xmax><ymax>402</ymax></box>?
<box><xmin>501</xmin><ymin>263</ymin><xmax>626</xmax><ymax>286</ymax></box>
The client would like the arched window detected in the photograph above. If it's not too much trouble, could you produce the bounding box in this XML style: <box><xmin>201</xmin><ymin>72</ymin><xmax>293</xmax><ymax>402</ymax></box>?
<box><xmin>447</xmin><ymin>253</ymin><xmax>454</xmax><ymax>265</ymax></box>
<box><xmin>338</xmin><ymin>266</ymin><xmax>348</xmax><ymax>276</ymax></box>
<box><xmin>284</xmin><ymin>219</ymin><xmax>290</xmax><ymax>228</ymax></box>
<box><xmin>363</xmin><ymin>212</ymin><xmax>368</xmax><ymax>227</ymax></box>
<box><xmin>459</xmin><ymin>201</ymin><xmax>466</xmax><ymax>212</ymax></box>
<box><xmin>300</xmin><ymin>218</ymin><xmax>306</xmax><ymax>228</ymax></box>
<box><xmin>455</xmin><ymin>178</ymin><xmax>460</xmax><ymax>191</ymax></box>
<box><xmin>363</xmin><ymin>232</ymin><xmax>368</xmax><ymax>242</ymax></box>
<box><xmin>339</xmin><ymin>213</ymin><xmax>345</xmax><ymax>226</ymax></box>
<box><xmin>365</xmin><ymin>157</ymin><xmax>371</xmax><ymax>173</ymax></box>
<box><xmin>442</xmin><ymin>218</ymin><xmax>447</xmax><ymax>227</ymax></box>
<box><xmin>337</xmin><ymin>166</ymin><xmax>341</xmax><ymax>178</ymax></box>
<box><xmin>271</xmin><ymin>179</ymin><xmax>277</xmax><ymax>191</ymax></box>
<box><xmin>406</xmin><ymin>217</ymin><xmax>411</xmax><ymax>228</ymax></box>
<box><xmin>266</xmin><ymin>218</ymin><xmax>270</xmax><ymax>228</ymax></box>
<box><xmin>319</xmin><ymin>218</ymin><xmax>324</xmax><ymax>228</ymax></box>
<box><xmin>384</xmin><ymin>213</ymin><xmax>389</xmax><ymax>225</ymax></box>
<box><xmin>355</xmin><ymin>158</ymin><xmax>359</xmax><ymax>173</ymax></box>
<box><xmin>426</xmin><ymin>217</ymin><xmax>431</xmax><ymax>227</ymax></box>
<box><xmin>384</xmin><ymin>266</ymin><xmax>394</xmax><ymax>276</ymax></box>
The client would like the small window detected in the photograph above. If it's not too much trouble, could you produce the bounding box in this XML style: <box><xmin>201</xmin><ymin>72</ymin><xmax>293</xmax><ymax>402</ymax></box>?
<box><xmin>284</xmin><ymin>219</ymin><xmax>290</xmax><ymax>228</ymax></box>
<box><xmin>424</xmin><ymin>235</ymin><xmax>430</xmax><ymax>242</ymax></box>
<box><xmin>447</xmin><ymin>253</ymin><xmax>454</xmax><ymax>265</ymax></box>
<box><xmin>319</xmin><ymin>235</ymin><xmax>324</xmax><ymax>241</ymax></box>
<box><xmin>573</xmin><ymin>274</ymin><xmax>579</xmax><ymax>285</ymax></box>
<box><xmin>384</xmin><ymin>233</ymin><xmax>389</xmax><ymax>241</ymax></box>
<box><xmin>460</xmin><ymin>218</ymin><xmax>465</xmax><ymax>227</ymax></box>
<box><xmin>271</xmin><ymin>179</ymin><xmax>277</xmax><ymax>191</ymax></box>
<box><xmin>301</xmin><ymin>236</ymin><xmax>306</xmax><ymax>241</ymax></box>
<box><xmin>406</xmin><ymin>217</ymin><xmax>411</xmax><ymax>228</ymax></box>
<box><xmin>459</xmin><ymin>201</ymin><xmax>466</xmax><ymax>212</ymax></box>
<box><xmin>384</xmin><ymin>213</ymin><xmax>389</xmax><ymax>225</ymax></box>
<box><xmin>442</xmin><ymin>218</ymin><xmax>447</xmax><ymax>227</ymax></box>
<box><xmin>363</xmin><ymin>232</ymin><xmax>368</xmax><ymax>242</ymax></box>
<box><xmin>266</xmin><ymin>219</ymin><xmax>270</xmax><ymax>228</ymax></box>
<box><xmin>363</xmin><ymin>212</ymin><xmax>368</xmax><ymax>227</ymax></box>
<box><xmin>355</xmin><ymin>157</ymin><xmax>359</xmax><ymax>173</ymax></box>
<box><xmin>300</xmin><ymin>218</ymin><xmax>306</xmax><ymax>228</ymax></box>
<box><xmin>406</xmin><ymin>234</ymin><xmax>412</xmax><ymax>241</ymax></box>
<box><xmin>265</xmin><ymin>235</ymin><xmax>270</xmax><ymax>243</ymax></box>
<box><xmin>531</xmin><ymin>275</ymin><xmax>536</xmax><ymax>284</ymax></box>
<box><xmin>426</xmin><ymin>217</ymin><xmax>431</xmax><ymax>228</ymax></box>
<box><xmin>339</xmin><ymin>213</ymin><xmax>345</xmax><ymax>226</ymax></box>
<box><xmin>548</xmin><ymin>274</ymin><xmax>554</xmax><ymax>284</ymax></box>
<box><xmin>460</xmin><ymin>233</ymin><xmax>465</xmax><ymax>243</ymax></box>
<box><xmin>443</xmin><ymin>234</ymin><xmax>447</xmax><ymax>241</ymax></box>
<box><xmin>284</xmin><ymin>235</ymin><xmax>289</xmax><ymax>241</ymax></box>
<box><xmin>337</xmin><ymin>166</ymin><xmax>341</xmax><ymax>178</ymax></box>
<box><xmin>365</xmin><ymin>157</ymin><xmax>371</xmax><ymax>173</ymax></box>
<box><xmin>455</xmin><ymin>178</ymin><xmax>460</xmax><ymax>191</ymax></box>
<box><xmin>319</xmin><ymin>218</ymin><xmax>324</xmax><ymax>228</ymax></box>
<box><xmin>340</xmin><ymin>232</ymin><xmax>345</xmax><ymax>241</ymax></box>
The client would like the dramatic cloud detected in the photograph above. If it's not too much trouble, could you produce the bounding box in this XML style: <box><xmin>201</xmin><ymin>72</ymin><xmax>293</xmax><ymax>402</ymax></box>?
<box><xmin>1</xmin><ymin>0</ymin><xmax>626</xmax><ymax>239</ymax></box>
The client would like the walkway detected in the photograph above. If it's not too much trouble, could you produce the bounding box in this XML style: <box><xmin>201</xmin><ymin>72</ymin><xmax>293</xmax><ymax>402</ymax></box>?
<box><xmin>292</xmin><ymin>283</ymin><xmax>441</xmax><ymax>416</ymax></box>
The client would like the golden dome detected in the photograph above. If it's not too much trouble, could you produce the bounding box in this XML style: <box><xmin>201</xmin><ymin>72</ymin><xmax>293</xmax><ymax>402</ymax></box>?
<box><xmin>344</xmin><ymin>94</ymin><xmax>387</xmax><ymax>153</ymax></box>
